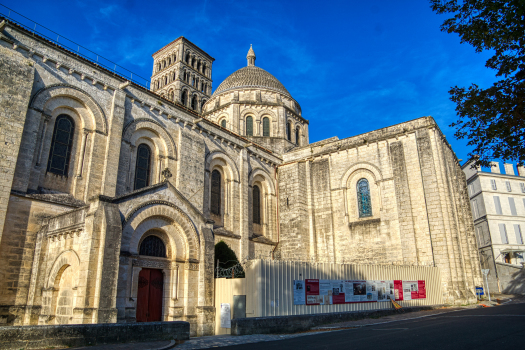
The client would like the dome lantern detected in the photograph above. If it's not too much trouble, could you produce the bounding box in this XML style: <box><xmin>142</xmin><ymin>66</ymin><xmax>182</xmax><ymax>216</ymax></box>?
<box><xmin>247</xmin><ymin>44</ymin><xmax>256</xmax><ymax>66</ymax></box>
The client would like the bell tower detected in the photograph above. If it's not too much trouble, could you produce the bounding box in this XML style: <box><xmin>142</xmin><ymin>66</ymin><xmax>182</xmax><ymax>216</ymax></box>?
<box><xmin>150</xmin><ymin>37</ymin><xmax>215</xmax><ymax>112</ymax></box>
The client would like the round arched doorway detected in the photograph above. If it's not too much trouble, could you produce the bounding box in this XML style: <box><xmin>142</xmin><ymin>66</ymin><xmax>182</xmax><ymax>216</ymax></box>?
<box><xmin>136</xmin><ymin>234</ymin><xmax>167</xmax><ymax>322</ymax></box>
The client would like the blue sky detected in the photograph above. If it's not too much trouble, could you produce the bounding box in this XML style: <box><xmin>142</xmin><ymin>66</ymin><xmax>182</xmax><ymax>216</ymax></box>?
<box><xmin>2</xmin><ymin>0</ymin><xmax>500</xmax><ymax>166</ymax></box>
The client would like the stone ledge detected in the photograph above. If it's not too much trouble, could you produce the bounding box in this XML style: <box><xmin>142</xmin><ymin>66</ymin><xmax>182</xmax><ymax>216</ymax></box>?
<box><xmin>0</xmin><ymin>321</ymin><xmax>190</xmax><ymax>350</ymax></box>
<box><xmin>231</xmin><ymin>306</ymin><xmax>440</xmax><ymax>335</ymax></box>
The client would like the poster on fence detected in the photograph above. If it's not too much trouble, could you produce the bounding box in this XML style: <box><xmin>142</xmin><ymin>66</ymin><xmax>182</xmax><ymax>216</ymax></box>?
<box><xmin>294</xmin><ymin>279</ymin><xmax>425</xmax><ymax>305</ymax></box>
<box><xmin>293</xmin><ymin>280</ymin><xmax>305</xmax><ymax>305</ymax></box>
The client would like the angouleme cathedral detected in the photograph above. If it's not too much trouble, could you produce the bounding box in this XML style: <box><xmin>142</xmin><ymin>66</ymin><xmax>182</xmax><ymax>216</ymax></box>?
<box><xmin>0</xmin><ymin>19</ymin><xmax>481</xmax><ymax>335</ymax></box>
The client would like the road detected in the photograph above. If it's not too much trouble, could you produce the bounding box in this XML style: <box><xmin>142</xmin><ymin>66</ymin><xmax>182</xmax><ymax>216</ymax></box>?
<box><xmin>216</xmin><ymin>302</ymin><xmax>525</xmax><ymax>350</ymax></box>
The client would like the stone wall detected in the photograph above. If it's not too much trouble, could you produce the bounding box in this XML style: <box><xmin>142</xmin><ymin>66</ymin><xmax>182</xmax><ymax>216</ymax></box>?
<box><xmin>0</xmin><ymin>321</ymin><xmax>189</xmax><ymax>350</ymax></box>
<box><xmin>0</xmin><ymin>45</ymin><xmax>34</xmax><ymax>243</ymax></box>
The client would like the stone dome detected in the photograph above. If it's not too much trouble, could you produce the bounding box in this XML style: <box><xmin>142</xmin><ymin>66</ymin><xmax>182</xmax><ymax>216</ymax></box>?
<box><xmin>212</xmin><ymin>66</ymin><xmax>292</xmax><ymax>98</ymax></box>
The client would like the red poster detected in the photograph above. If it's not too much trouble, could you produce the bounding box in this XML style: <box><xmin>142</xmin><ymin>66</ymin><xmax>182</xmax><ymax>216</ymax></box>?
<box><xmin>418</xmin><ymin>280</ymin><xmax>426</xmax><ymax>299</ymax></box>
<box><xmin>305</xmin><ymin>279</ymin><xmax>320</xmax><ymax>305</ymax></box>
<box><xmin>332</xmin><ymin>293</ymin><xmax>345</xmax><ymax>304</ymax></box>
<box><xmin>394</xmin><ymin>280</ymin><xmax>403</xmax><ymax>301</ymax></box>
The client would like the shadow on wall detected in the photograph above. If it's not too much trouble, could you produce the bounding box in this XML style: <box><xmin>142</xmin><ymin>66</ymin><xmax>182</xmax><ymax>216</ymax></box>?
<box><xmin>501</xmin><ymin>263</ymin><xmax>525</xmax><ymax>295</ymax></box>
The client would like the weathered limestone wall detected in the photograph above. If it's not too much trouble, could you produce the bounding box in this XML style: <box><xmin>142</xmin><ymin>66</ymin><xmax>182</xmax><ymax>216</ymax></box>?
<box><xmin>0</xmin><ymin>196</ymin><xmax>78</xmax><ymax>325</ymax></box>
<box><xmin>0</xmin><ymin>46</ymin><xmax>34</xmax><ymax>242</ymax></box>
<box><xmin>277</xmin><ymin>117</ymin><xmax>481</xmax><ymax>304</ymax></box>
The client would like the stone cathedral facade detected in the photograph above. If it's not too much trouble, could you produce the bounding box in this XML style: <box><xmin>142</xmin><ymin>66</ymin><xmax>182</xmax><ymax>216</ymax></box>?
<box><xmin>0</xmin><ymin>19</ymin><xmax>481</xmax><ymax>335</ymax></box>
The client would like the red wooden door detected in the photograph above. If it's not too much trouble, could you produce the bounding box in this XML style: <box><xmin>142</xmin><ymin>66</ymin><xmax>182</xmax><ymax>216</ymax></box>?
<box><xmin>136</xmin><ymin>268</ymin><xmax>163</xmax><ymax>322</ymax></box>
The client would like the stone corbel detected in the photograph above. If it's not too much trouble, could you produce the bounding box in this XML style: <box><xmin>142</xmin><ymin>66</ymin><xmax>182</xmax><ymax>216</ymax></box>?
<box><xmin>55</xmin><ymin>62</ymin><xmax>61</xmax><ymax>69</ymax></box>
<box><xmin>42</xmin><ymin>56</ymin><xmax>48</xmax><ymax>63</ymax></box>
<box><xmin>68</xmin><ymin>68</ymin><xmax>74</xmax><ymax>75</ymax></box>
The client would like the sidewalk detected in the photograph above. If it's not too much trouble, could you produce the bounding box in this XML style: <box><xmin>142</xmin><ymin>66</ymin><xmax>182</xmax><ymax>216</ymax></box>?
<box><xmin>64</xmin><ymin>295</ymin><xmax>525</xmax><ymax>350</ymax></box>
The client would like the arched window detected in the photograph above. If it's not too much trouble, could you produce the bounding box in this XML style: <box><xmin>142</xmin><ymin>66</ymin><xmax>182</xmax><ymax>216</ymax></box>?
<box><xmin>192</xmin><ymin>77</ymin><xmax>195</xmax><ymax>87</ymax></box>
<box><xmin>47</xmin><ymin>115</ymin><xmax>75</xmax><ymax>176</ymax></box>
<box><xmin>202</xmin><ymin>63</ymin><xmax>206</xmax><ymax>75</ymax></box>
<box><xmin>172</xmin><ymin>72</ymin><xmax>176</xmax><ymax>80</ymax></box>
<box><xmin>286</xmin><ymin>122</ymin><xmax>291</xmax><ymax>141</ymax></box>
<box><xmin>263</xmin><ymin>117</ymin><xmax>270</xmax><ymax>136</ymax></box>
<box><xmin>191</xmin><ymin>95</ymin><xmax>197</xmax><ymax>110</ymax></box>
<box><xmin>203</xmin><ymin>84</ymin><xmax>207</xmax><ymax>94</ymax></box>
<box><xmin>357</xmin><ymin>178</ymin><xmax>372</xmax><ymax>218</ymax></box>
<box><xmin>221</xmin><ymin>119</ymin><xmax>227</xmax><ymax>128</ymax></box>
<box><xmin>246</xmin><ymin>116</ymin><xmax>253</xmax><ymax>136</ymax></box>
<box><xmin>134</xmin><ymin>144</ymin><xmax>151</xmax><ymax>190</ymax></box>
<box><xmin>253</xmin><ymin>185</ymin><xmax>261</xmax><ymax>224</ymax></box>
<box><xmin>164</xmin><ymin>76</ymin><xmax>167</xmax><ymax>85</ymax></box>
<box><xmin>168</xmin><ymin>90</ymin><xmax>174</xmax><ymax>101</ymax></box>
<box><xmin>295</xmin><ymin>127</ymin><xmax>300</xmax><ymax>145</ymax></box>
<box><xmin>168</xmin><ymin>58</ymin><xmax>171</xmax><ymax>65</ymax></box>
<box><xmin>211</xmin><ymin>170</ymin><xmax>221</xmax><ymax>215</ymax></box>
<box><xmin>192</xmin><ymin>57</ymin><xmax>196</xmax><ymax>67</ymax></box>
<box><xmin>173</xmin><ymin>54</ymin><xmax>176</xmax><ymax>62</ymax></box>
<box><xmin>139</xmin><ymin>235</ymin><xmax>166</xmax><ymax>258</ymax></box>
<box><xmin>197</xmin><ymin>61</ymin><xmax>201</xmax><ymax>71</ymax></box>
<box><xmin>185</xmin><ymin>52</ymin><xmax>190</xmax><ymax>63</ymax></box>
<box><xmin>201</xmin><ymin>100</ymin><xmax>206</xmax><ymax>110</ymax></box>
<box><xmin>181</xmin><ymin>90</ymin><xmax>188</xmax><ymax>105</ymax></box>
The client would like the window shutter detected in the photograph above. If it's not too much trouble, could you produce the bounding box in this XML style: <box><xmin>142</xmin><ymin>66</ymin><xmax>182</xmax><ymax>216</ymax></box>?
<box><xmin>494</xmin><ymin>196</ymin><xmax>502</xmax><ymax>214</ymax></box>
<box><xmin>499</xmin><ymin>223</ymin><xmax>508</xmax><ymax>244</ymax></box>
<box><xmin>509</xmin><ymin>198</ymin><xmax>517</xmax><ymax>216</ymax></box>
<box><xmin>514</xmin><ymin>224</ymin><xmax>523</xmax><ymax>244</ymax></box>
<box><xmin>472</xmin><ymin>200</ymin><xmax>479</xmax><ymax>219</ymax></box>
<box><xmin>491</xmin><ymin>179</ymin><xmax>497</xmax><ymax>190</ymax></box>
<box><xmin>506</xmin><ymin>181</ymin><xmax>512</xmax><ymax>192</ymax></box>
<box><xmin>476</xmin><ymin>227</ymin><xmax>483</xmax><ymax>247</ymax></box>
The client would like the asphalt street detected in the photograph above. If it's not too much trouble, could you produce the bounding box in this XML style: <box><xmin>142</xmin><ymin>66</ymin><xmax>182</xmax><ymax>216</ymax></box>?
<box><xmin>214</xmin><ymin>303</ymin><xmax>525</xmax><ymax>350</ymax></box>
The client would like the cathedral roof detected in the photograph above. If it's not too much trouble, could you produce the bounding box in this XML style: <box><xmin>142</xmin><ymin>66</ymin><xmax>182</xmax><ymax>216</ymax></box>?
<box><xmin>213</xmin><ymin>66</ymin><xmax>291</xmax><ymax>97</ymax></box>
<box><xmin>212</xmin><ymin>46</ymin><xmax>291</xmax><ymax>98</ymax></box>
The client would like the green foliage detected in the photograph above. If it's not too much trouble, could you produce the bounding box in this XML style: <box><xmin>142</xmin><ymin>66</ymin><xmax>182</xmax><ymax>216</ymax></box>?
<box><xmin>214</xmin><ymin>241</ymin><xmax>244</xmax><ymax>277</ymax></box>
<box><xmin>430</xmin><ymin>0</ymin><xmax>525</xmax><ymax>166</ymax></box>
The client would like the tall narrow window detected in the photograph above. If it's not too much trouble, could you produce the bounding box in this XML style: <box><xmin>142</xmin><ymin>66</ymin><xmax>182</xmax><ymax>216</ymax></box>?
<box><xmin>253</xmin><ymin>185</ymin><xmax>261</xmax><ymax>224</ymax></box>
<box><xmin>140</xmin><ymin>235</ymin><xmax>167</xmax><ymax>258</ymax></box>
<box><xmin>221</xmin><ymin>120</ymin><xmax>227</xmax><ymax>128</ymax></box>
<box><xmin>514</xmin><ymin>224</ymin><xmax>523</xmax><ymax>244</ymax></box>
<box><xmin>47</xmin><ymin>115</ymin><xmax>75</xmax><ymax>176</ymax></box>
<box><xmin>521</xmin><ymin>183</ymin><xmax>525</xmax><ymax>193</ymax></box>
<box><xmin>491</xmin><ymin>179</ymin><xmax>497</xmax><ymax>190</ymax></box>
<box><xmin>191</xmin><ymin>95</ymin><xmax>197</xmax><ymax>110</ymax></box>
<box><xmin>286</xmin><ymin>122</ymin><xmax>291</xmax><ymax>141</ymax></box>
<box><xmin>494</xmin><ymin>196</ymin><xmax>503</xmax><ymax>215</ymax></box>
<box><xmin>134</xmin><ymin>144</ymin><xmax>151</xmax><ymax>190</ymax></box>
<box><xmin>295</xmin><ymin>127</ymin><xmax>300</xmax><ymax>145</ymax></box>
<box><xmin>202</xmin><ymin>63</ymin><xmax>206</xmax><ymax>75</ymax></box>
<box><xmin>185</xmin><ymin>52</ymin><xmax>190</xmax><ymax>63</ymax></box>
<box><xmin>357</xmin><ymin>178</ymin><xmax>372</xmax><ymax>218</ymax></box>
<box><xmin>211</xmin><ymin>170</ymin><xmax>221</xmax><ymax>215</ymax></box>
<box><xmin>246</xmin><ymin>116</ymin><xmax>253</xmax><ymax>136</ymax></box>
<box><xmin>181</xmin><ymin>90</ymin><xmax>188</xmax><ymax>106</ymax></box>
<box><xmin>499</xmin><ymin>223</ymin><xmax>508</xmax><ymax>244</ymax></box>
<box><xmin>506</xmin><ymin>181</ymin><xmax>512</xmax><ymax>192</ymax></box>
<box><xmin>509</xmin><ymin>197</ymin><xmax>517</xmax><ymax>216</ymax></box>
<box><xmin>263</xmin><ymin>117</ymin><xmax>270</xmax><ymax>136</ymax></box>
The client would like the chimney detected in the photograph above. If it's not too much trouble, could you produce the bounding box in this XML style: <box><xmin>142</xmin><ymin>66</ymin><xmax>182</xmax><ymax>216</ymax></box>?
<box><xmin>490</xmin><ymin>161</ymin><xmax>500</xmax><ymax>174</ymax></box>
<box><xmin>504</xmin><ymin>163</ymin><xmax>515</xmax><ymax>175</ymax></box>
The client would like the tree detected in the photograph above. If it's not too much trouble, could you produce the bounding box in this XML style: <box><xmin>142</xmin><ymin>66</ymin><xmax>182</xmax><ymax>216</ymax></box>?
<box><xmin>214</xmin><ymin>241</ymin><xmax>244</xmax><ymax>278</ymax></box>
<box><xmin>430</xmin><ymin>0</ymin><xmax>525</xmax><ymax>167</ymax></box>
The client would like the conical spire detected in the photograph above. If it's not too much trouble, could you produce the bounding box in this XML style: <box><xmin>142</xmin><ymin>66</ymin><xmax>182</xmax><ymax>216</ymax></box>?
<box><xmin>247</xmin><ymin>44</ymin><xmax>256</xmax><ymax>66</ymax></box>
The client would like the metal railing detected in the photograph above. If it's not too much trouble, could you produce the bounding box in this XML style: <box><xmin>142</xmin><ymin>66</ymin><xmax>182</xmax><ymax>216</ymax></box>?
<box><xmin>0</xmin><ymin>4</ymin><xmax>150</xmax><ymax>89</ymax></box>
